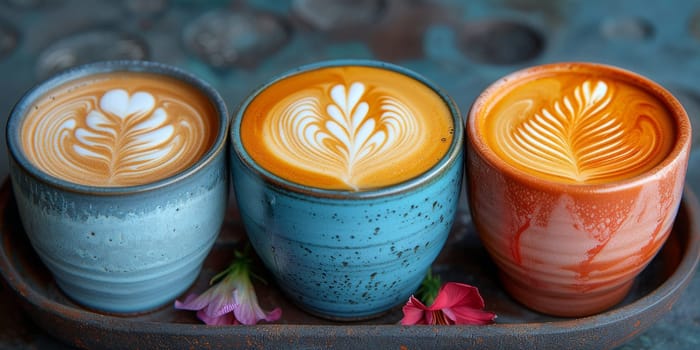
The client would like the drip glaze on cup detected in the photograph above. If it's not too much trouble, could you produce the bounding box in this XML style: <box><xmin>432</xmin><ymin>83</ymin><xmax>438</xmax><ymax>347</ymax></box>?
<box><xmin>467</xmin><ymin>62</ymin><xmax>691</xmax><ymax>317</ymax></box>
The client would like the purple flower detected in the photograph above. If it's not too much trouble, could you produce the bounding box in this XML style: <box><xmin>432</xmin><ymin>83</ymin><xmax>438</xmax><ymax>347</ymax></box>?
<box><xmin>174</xmin><ymin>249</ymin><xmax>281</xmax><ymax>325</ymax></box>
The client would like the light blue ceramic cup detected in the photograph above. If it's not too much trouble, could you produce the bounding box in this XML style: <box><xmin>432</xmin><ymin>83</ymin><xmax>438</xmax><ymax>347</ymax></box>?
<box><xmin>6</xmin><ymin>61</ymin><xmax>229</xmax><ymax>313</ymax></box>
<box><xmin>230</xmin><ymin>59</ymin><xmax>463</xmax><ymax>320</ymax></box>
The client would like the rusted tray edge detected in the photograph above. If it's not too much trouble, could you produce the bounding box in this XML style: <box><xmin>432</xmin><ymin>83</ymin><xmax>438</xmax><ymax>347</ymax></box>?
<box><xmin>1</xmin><ymin>184</ymin><xmax>699</xmax><ymax>350</ymax></box>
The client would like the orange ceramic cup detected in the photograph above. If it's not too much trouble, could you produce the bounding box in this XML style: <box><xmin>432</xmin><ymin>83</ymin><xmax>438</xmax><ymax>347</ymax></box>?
<box><xmin>466</xmin><ymin>62</ymin><xmax>692</xmax><ymax>317</ymax></box>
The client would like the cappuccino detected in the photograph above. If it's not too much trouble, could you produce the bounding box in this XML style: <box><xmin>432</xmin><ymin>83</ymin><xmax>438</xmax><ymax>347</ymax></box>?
<box><xmin>20</xmin><ymin>72</ymin><xmax>218</xmax><ymax>187</ymax></box>
<box><xmin>7</xmin><ymin>61</ymin><xmax>230</xmax><ymax>313</ymax></box>
<box><xmin>477</xmin><ymin>68</ymin><xmax>676</xmax><ymax>184</ymax></box>
<box><xmin>231</xmin><ymin>60</ymin><xmax>464</xmax><ymax>319</ymax></box>
<box><xmin>240</xmin><ymin>65</ymin><xmax>453</xmax><ymax>191</ymax></box>
<box><xmin>467</xmin><ymin>62</ymin><xmax>691</xmax><ymax>316</ymax></box>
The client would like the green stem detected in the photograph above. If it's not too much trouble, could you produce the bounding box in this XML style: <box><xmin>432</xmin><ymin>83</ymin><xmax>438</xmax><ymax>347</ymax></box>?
<box><xmin>209</xmin><ymin>244</ymin><xmax>267</xmax><ymax>286</ymax></box>
<box><xmin>417</xmin><ymin>270</ymin><xmax>442</xmax><ymax>306</ymax></box>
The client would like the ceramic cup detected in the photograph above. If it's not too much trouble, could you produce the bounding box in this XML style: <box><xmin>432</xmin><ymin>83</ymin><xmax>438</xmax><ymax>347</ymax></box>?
<box><xmin>466</xmin><ymin>62</ymin><xmax>691</xmax><ymax>317</ymax></box>
<box><xmin>230</xmin><ymin>59</ymin><xmax>463</xmax><ymax>320</ymax></box>
<box><xmin>6</xmin><ymin>60</ymin><xmax>229</xmax><ymax>313</ymax></box>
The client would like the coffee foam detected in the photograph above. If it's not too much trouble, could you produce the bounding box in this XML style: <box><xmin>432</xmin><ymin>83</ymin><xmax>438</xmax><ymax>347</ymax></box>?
<box><xmin>480</xmin><ymin>72</ymin><xmax>676</xmax><ymax>184</ymax></box>
<box><xmin>241</xmin><ymin>66</ymin><xmax>454</xmax><ymax>191</ymax></box>
<box><xmin>21</xmin><ymin>72</ymin><xmax>218</xmax><ymax>187</ymax></box>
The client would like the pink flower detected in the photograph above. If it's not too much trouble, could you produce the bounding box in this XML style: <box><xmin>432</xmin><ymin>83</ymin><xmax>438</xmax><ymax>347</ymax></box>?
<box><xmin>174</xmin><ymin>250</ymin><xmax>281</xmax><ymax>325</ymax></box>
<box><xmin>401</xmin><ymin>282</ymin><xmax>496</xmax><ymax>325</ymax></box>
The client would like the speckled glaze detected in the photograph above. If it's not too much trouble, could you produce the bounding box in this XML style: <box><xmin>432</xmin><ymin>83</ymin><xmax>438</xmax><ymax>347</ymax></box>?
<box><xmin>467</xmin><ymin>62</ymin><xmax>692</xmax><ymax>317</ymax></box>
<box><xmin>6</xmin><ymin>61</ymin><xmax>229</xmax><ymax>314</ymax></box>
<box><xmin>230</xmin><ymin>60</ymin><xmax>463</xmax><ymax>320</ymax></box>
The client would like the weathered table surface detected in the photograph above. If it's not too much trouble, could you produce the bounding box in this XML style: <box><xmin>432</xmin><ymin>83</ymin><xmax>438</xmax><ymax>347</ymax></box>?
<box><xmin>1</xmin><ymin>0</ymin><xmax>699</xmax><ymax>349</ymax></box>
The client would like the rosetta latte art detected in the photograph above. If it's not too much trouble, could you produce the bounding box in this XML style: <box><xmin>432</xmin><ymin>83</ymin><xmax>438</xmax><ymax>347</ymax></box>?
<box><xmin>242</xmin><ymin>65</ymin><xmax>453</xmax><ymax>190</ymax></box>
<box><xmin>493</xmin><ymin>79</ymin><xmax>672</xmax><ymax>184</ymax></box>
<box><xmin>25</xmin><ymin>89</ymin><xmax>208</xmax><ymax>186</ymax></box>
<box><xmin>264</xmin><ymin>82</ymin><xmax>420</xmax><ymax>190</ymax></box>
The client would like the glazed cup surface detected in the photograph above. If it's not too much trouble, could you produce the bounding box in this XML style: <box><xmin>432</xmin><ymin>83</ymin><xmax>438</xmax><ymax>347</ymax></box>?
<box><xmin>230</xmin><ymin>59</ymin><xmax>464</xmax><ymax>320</ymax></box>
<box><xmin>6</xmin><ymin>60</ymin><xmax>230</xmax><ymax>314</ymax></box>
<box><xmin>466</xmin><ymin>62</ymin><xmax>692</xmax><ymax>317</ymax></box>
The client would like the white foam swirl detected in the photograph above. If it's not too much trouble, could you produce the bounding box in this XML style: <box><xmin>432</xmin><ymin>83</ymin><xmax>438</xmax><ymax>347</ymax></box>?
<box><xmin>494</xmin><ymin>80</ymin><xmax>670</xmax><ymax>183</ymax></box>
<box><xmin>25</xmin><ymin>89</ymin><xmax>208</xmax><ymax>186</ymax></box>
<box><xmin>265</xmin><ymin>82</ymin><xmax>419</xmax><ymax>189</ymax></box>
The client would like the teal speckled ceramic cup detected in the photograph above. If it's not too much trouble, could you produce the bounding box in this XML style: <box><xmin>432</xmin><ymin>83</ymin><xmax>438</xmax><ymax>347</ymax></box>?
<box><xmin>6</xmin><ymin>61</ymin><xmax>229</xmax><ymax>313</ymax></box>
<box><xmin>230</xmin><ymin>59</ymin><xmax>463</xmax><ymax>320</ymax></box>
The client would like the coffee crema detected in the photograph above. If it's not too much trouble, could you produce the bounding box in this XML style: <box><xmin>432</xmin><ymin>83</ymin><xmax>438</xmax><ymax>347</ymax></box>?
<box><xmin>241</xmin><ymin>66</ymin><xmax>453</xmax><ymax>191</ymax></box>
<box><xmin>479</xmin><ymin>71</ymin><xmax>676</xmax><ymax>184</ymax></box>
<box><xmin>21</xmin><ymin>72</ymin><xmax>218</xmax><ymax>187</ymax></box>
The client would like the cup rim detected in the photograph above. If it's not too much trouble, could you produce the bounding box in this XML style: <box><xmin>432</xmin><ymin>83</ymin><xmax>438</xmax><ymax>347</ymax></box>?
<box><xmin>6</xmin><ymin>60</ymin><xmax>230</xmax><ymax>195</ymax></box>
<box><xmin>230</xmin><ymin>59</ymin><xmax>464</xmax><ymax>200</ymax></box>
<box><xmin>466</xmin><ymin>61</ymin><xmax>692</xmax><ymax>193</ymax></box>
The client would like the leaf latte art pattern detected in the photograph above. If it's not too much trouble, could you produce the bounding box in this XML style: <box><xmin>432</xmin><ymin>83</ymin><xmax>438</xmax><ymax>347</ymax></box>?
<box><xmin>264</xmin><ymin>82</ymin><xmax>419</xmax><ymax>190</ymax></box>
<box><xmin>25</xmin><ymin>88</ymin><xmax>210</xmax><ymax>186</ymax></box>
<box><xmin>494</xmin><ymin>79</ymin><xmax>672</xmax><ymax>184</ymax></box>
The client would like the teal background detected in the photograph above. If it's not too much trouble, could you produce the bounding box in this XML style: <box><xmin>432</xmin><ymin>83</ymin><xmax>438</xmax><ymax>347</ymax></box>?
<box><xmin>0</xmin><ymin>0</ymin><xmax>699</xmax><ymax>348</ymax></box>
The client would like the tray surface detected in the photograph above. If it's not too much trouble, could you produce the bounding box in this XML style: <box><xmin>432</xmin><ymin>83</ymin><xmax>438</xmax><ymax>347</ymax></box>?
<box><xmin>1</xmin><ymin>180</ymin><xmax>699</xmax><ymax>350</ymax></box>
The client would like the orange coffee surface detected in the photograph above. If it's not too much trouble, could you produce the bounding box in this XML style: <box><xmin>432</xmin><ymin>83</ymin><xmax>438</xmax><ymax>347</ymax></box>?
<box><xmin>480</xmin><ymin>71</ymin><xmax>676</xmax><ymax>184</ymax></box>
<box><xmin>241</xmin><ymin>65</ymin><xmax>454</xmax><ymax>191</ymax></box>
<box><xmin>21</xmin><ymin>72</ymin><xmax>218</xmax><ymax>187</ymax></box>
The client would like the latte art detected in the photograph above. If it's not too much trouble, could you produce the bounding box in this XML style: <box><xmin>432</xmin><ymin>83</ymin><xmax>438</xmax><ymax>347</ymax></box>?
<box><xmin>484</xmin><ymin>74</ymin><xmax>675</xmax><ymax>184</ymax></box>
<box><xmin>241</xmin><ymin>66</ymin><xmax>453</xmax><ymax>190</ymax></box>
<box><xmin>21</xmin><ymin>73</ymin><xmax>217</xmax><ymax>186</ymax></box>
<box><xmin>265</xmin><ymin>82</ymin><xmax>420</xmax><ymax>190</ymax></box>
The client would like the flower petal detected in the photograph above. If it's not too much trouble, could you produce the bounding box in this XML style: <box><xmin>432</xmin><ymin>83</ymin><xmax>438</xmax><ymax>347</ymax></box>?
<box><xmin>428</xmin><ymin>282</ymin><xmax>485</xmax><ymax>310</ymax></box>
<box><xmin>400</xmin><ymin>296</ymin><xmax>428</xmax><ymax>325</ymax></box>
<box><xmin>427</xmin><ymin>309</ymin><xmax>453</xmax><ymax>325</ymax></box>
<box><xmin>197</xmin><ymin>309</ymin><xmax>238</xmax><ymax>325</ymax></box>
<box><xmin>264</xmin><ymin>307</ymin><xmax>283</xmax><ymax>322</ymax></box>
<box><xmin>197</xmin><ymin>278</ymin><xmax>239</xmax><ymax>318</ymax></box>
<box><xmin>174</xmin><ymin>292</ymin><xmax>213</xmax><ymax>311</ymax></box>
<box><xmin>445</xmin><ymin>306</ymin><xmax>497</xmax><ymax>325</ymax></box>
<box><xmin>172</xmin><ymin>247</ymin><xmax>284</xmax><ymax>326</ymax></box>
<box><xmin>203</xmin><ymin>293</ymin><xmax>237</xmax><ymax>318</ymax></box>
<box><xmin>174</xmin><ymin>274</ymin><xmax>239</xmax><ymax>318</ymax></box>
<box><xmin>232</xmin><ymin>282</ymin><xmax>281</xmax><ymax>325</ymax></box>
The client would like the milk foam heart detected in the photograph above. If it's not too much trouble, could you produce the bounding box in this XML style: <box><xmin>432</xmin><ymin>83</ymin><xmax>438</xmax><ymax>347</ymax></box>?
<box><xmin>20</xmin><ymin>72</ymin><xmax>218</xmax><ymax>186</ymax></box>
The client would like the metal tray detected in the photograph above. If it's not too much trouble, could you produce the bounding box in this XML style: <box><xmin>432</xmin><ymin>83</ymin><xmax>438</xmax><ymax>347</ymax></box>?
<box><xmin>1</xmin><ymin>180</ymin><xmax>698</xmax><ymax>350</ymax></box>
